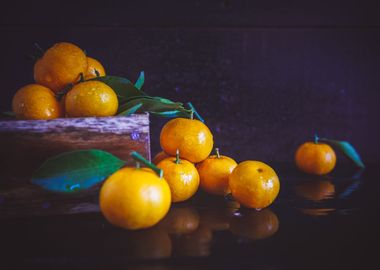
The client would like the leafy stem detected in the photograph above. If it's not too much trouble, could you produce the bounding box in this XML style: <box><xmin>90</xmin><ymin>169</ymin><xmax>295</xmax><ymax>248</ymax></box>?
<box><xmin>130</xmin><ymin>151</ymin><xmax>163</xmax><ymax>178</ymax></box>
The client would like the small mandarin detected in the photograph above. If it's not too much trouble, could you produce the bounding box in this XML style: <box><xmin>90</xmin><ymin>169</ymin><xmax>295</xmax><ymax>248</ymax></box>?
<box><xmin>295</xmin><ymin>141</ymin><xmax>336</xmax><ymax>175</ymax></box>
<box><xmin>157</xmin><ymin>150</ymin><xmax>200</xmax><ymax>202</ymax></box>
<box><xmin>229</xmin><ymin>161</ymin><xmax>280</xmax><ymax>209</ymax></box>
<box><xmin>65</xmin><ymin>80</ymin><xmax>118</xmax><ymax>117</ymax></box>
<box><xmin>34</xmin><ymin>42</ymin><xmax>87</xmax><ymax>93</ymax></box>
<box><xmin>99</xmin><ymin>167</ymin><xmax>171</xmax><ymax>230</ymax></box>
<box><xmin>160</xmin><ymin>118</ymin><xmax>213</xmax><ymax>163</ymax></box>
<box><xmin>197</xmin><ymin>148</ymin><xmax>237</xmax><ymax>195</ymax></box>
<box><xmin>12</xmin><ymin>84</ymin><xmax>62</xmax><ymax>120</ymax></box>
<box><xmin>84</xmin><ymin>57</ymin><xmax>106</xmax><ymax>79</ymax></box>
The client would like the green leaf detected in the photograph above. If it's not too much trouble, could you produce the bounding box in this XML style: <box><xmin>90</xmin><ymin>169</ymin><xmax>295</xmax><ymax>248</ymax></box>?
<box><xmin>118</xmin><ymin>103</ymin><xmax>143</xmax><ymax>116</ymax></box>
<box><xmin>320</xmin><ymin>138</ymin><xmax>365</xmax><ymax>169</ymax></box>
<box><xmin>31</xmin><ymin>150</ymin><xmax>125</xmax><ymax>193</ymax></box>
<box><xmin>135</xmin><ymin>71</ymin><xmax>145</xmax><ymax>90</ymax></box>
<box><xmin>150</xmin><ymin>110</ymin><xmax>191</xmax><ymax>118</ymax></box>
<box><xmin>118</xmin><ymin>96</ymin><xmax>192</xmax><ymax>117</ymax></box>
<box><xmin>1</xmin><ymin>111</ymin><xmax>15</xmax><ymax>118</ymax></box>
<box><xmin>89</xmin><ymin>75</ymin><xmax>147</xmax><ymax>101</ymax></box>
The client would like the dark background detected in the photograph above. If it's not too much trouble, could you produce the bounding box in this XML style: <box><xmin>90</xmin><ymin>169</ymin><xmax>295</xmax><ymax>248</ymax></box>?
<box><xmin>1</xmin><ymin>0</ymin><xmax>379</xmax><ymax>164</ymax></box>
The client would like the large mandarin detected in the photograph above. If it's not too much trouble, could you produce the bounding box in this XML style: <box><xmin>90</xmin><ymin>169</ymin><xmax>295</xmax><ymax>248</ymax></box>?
<box><xmin>160</xmin><ymin>118</ymin><xmax>213</xmax><ymax>163</ymax></box>
<box><xmin>229</xmin><ymin>161</ymin><xmax>280</xmax><ymax>209</ymax></box>
<box><xmin>197</xmin><ymin>153</ymin><xmax>237</xmax><ymax>196</ymax></box>
<box><xmin>295</xmin><ymin>142</ymin><xmax>336</xmax><ymax>175</ymax></box>
<box><xmin>34</xmin><ymin>42</ymin><xmax>87</xmax><ymax>93</ymax></box>
<box><xmin>65</xmin><ymin>80</ymin><xmax>118</xmax><ymax>117</ymax></box>
<box><xmin>99</xmin><ymin>167</ymin><xmax>171</xmax><ymax>230</ymax></box>
<box><xmin>157</xmin><ymin>156</ymin><xmax>200</xmax><ymax>202</ymax></box>
<box><xmin>12</xmin><ymin>84</ymin><xmax>62</xmax><ymax>120</ymax></box>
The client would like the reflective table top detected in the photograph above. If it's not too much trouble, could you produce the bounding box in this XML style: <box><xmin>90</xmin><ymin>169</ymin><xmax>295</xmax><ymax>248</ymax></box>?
<box><xmin>1</xmin><ymin>164</ymin><xmax>378</xmax><ymax>269</ymax></box>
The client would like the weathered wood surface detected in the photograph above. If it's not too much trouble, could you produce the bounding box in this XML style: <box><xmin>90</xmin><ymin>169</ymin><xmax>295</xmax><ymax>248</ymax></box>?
<box><xmin>0</xmin><ymin>114</ymin><xmax>150</xmax><ymax>217</ymax></box>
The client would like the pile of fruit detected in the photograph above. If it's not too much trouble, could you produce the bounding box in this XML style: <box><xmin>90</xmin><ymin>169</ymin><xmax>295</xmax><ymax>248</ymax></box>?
<box><xmin>12</xmin><ymin>42</ymin><xmax>364</xmax><ymax>231</ymax></box>
<box><xmin>100</xmin><ymin>116</ymin><xmax>280</xmax><ymax>230</ymax></box>
<box><xmin>12</xmin><ymin>42</ymin><xmax>115</xmax><ymax>119</ymax></box>
<box><xmin>10</xmin><ymin>42</ymin><xmax>191</xmax><ymax>120</ymax></box>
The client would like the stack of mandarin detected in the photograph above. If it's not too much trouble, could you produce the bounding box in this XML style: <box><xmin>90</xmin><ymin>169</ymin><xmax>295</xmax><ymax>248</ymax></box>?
<box><xmin>12</xmin><ymin>42</ymin><xmax>117</xmax><ymax>120</ymax></box>
<box><xmin>99</xmin><ymin>117</ymin><xmax>281</xmax><ymax>230</ymax></box>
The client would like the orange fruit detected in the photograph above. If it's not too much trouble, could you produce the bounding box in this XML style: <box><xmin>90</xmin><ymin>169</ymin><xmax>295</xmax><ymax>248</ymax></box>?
<box><xmin>65</xmin><ymin>80</ymin><xmax>118</xmax><ymax>117</ymax></box>
<box><xmin>158</xmin><ymin>206</ymin><xmax>200</xmax><ymax>235</ymax></box>
<box><xmin>99</xmin><ymin>167</ymin><xmax>171</xmax><ymax>230</ymax></box>
<box><xmin>12</xmin><ymin>84</ymin><xmax>63</xmax><ymax>120</ymax></box>
<box><xmin>160</xmin><ymin>118</ymin><xmax>213</xmax><ymax>163</ymax></box>
<box><xmin>84</xmin><ymin>57</ymin><xmax>106</xmax><ymax>79</ymax></box>
<box><xmin>229</xmin><ymin>161</ymin><xmax>280</xmax><ymax>209</ymax></box>
<box><xmin>197</xmin><ymin>148</ymin><xmax>237</xmax><ymax>195</ymax></box>
<box><xmin>152</xmin><ymin>151</ymin><xmax>170</xmax><ymax>165</ymax></box>
<box><xmin>34</xmin><ymin>42</ymin><xmax>87</xmax><ymax>93</ymax></box>
<box><xmin>230</xmin><ymin>209</ymin><xmax>279</xmax><ymax>240</ymax></box>
<box><xmin>157</xmin><ymin>151</ymin><xmax>200</xmax><ymax>202</ymax></box>
<box><xmin>294</xmin><ymin>180</ymin><xmax>335</xmax><ymax>201</ymax></box>
<box><xmin>295</xmin><ymin>141</ymin><xmax>336</xmax><ymax>175</ymax></box>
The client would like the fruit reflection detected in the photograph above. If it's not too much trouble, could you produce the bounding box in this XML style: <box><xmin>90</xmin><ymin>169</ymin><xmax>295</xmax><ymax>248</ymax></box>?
<box><xmin>124</xmin><ymin>228</ymin><xmax>172</xmax><ymax>260</ymax></box>
<box><xmin>299</xmin><ymin>208</ymin><xmax>335</xmax><ymax>216</ymax></box>
<box><xmin>294</xmin><ymin>180</ymin><xmax>335</xmax><ymax>201</ymax></box>
<box><xmin>230</xmin><ymin>208</ymin><xmax>279</xmax><ymax>240</ymax></box>
<box><xmin>158</xmin><ymin>206</ymin><xmax>200</xmax><ymax>235</ymax></box>
<box><xmin>171</xmin><ymin>225</ymin><xmax>213</xmax><ymax>257</ymax></box>
<box><xmin>199</xmin><ymin>208</ymin><xmax>231</xmax><ymax>231</ymax></box>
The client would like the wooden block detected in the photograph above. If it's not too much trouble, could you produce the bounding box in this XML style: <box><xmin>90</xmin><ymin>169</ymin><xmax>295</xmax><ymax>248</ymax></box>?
<box><xmin>0</xmin><ymin>114</ymin><xmax>150</xmax><ymax>217</ymax></box>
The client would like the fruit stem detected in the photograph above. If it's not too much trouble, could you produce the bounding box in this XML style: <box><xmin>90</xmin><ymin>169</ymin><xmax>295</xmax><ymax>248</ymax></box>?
<box><xmin>175</xmin><ymin>149</ymin><xmax>181</xmax><ymax>164</ymax></box>
<box><xmin>131</xmin><ymin>151</ymin><xmax>163</xmax><ymax>178</ymax></box>
<box><xmin>215</xmin><ymin>148</ymin><xmax>221</xmax><ymax>158</ymax></box>
<box><xmin>314</xmin><ymin>134</ymin><xmax>319</xmax><ymax>144</ymax></box>
<box><xmin>187</xmin><ymin>102</ymin><xmax>205</xmax><ymax>123</ymax></box>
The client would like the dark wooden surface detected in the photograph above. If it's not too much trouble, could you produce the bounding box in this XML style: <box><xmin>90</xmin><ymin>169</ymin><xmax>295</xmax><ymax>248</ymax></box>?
<box><xmin>0</xmin><ymin>1</ymin><xmax>378</xmax><ymax>164</ymax></box>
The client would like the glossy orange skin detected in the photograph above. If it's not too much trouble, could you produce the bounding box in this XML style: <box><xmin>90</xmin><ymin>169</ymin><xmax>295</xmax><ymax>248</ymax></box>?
<box><xmin>230</xmin><ymin>209</ymin><xmax>279</xmax><ymax>240</ymax></box>
<box><xmin>84</xmin><ymin>57</ymin><xmax>106</xmax><ymax>79</ymax></box>
<box><xmin>158</xmin><ymin>206</ymin><xmax>200</xmax><ymax>235</ymax></box>
<box><xmin>294</xmin><ymin>180</ymin><xmax>335</xmax><ymax>201</ymax></box>
<box><xmin>99</xmin><ymin>167</ymin><xmax>171</xmax><ymax>230</ymax></box>
<box><xmin>229</xmin><ymin>161</ymin><xmax>280</xmax><ymax>209</ymax></box>
<box><xmin>197</xmin><ymin>154</ymin><xmax>237</xmax><ymax>195</ymax></box>
<box><xmin>152</xmin><ymin>151</ymin><xmax>171</xmax><ymax>165</ymax></box>
<box><xmin>157</xmin><ymin>157</ymin><xmax>200</xmax><ymax>202</ymax></box>
<box><xmin>65</xmin><ymin>81</ymin><xmax>118</xmax><ymax>117</ymax></box>
<box><xmin>34</xmin><ymin>42</ymin><xmax>87</xmax><ymax>93</ymax></box>
<box><xmin>295</xmin><ymin>142</ymin><xmax>336</xmax><ymax>175</ymax></box>
<box><xmin>160</xmin><ymin>118</ymin><xmax>213</xmax><ymax>163</ymax></box>
<box><xmin>12</xmin><ymin>84</ymin><xmax>63</xmax><ymax>120</ymax></box>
